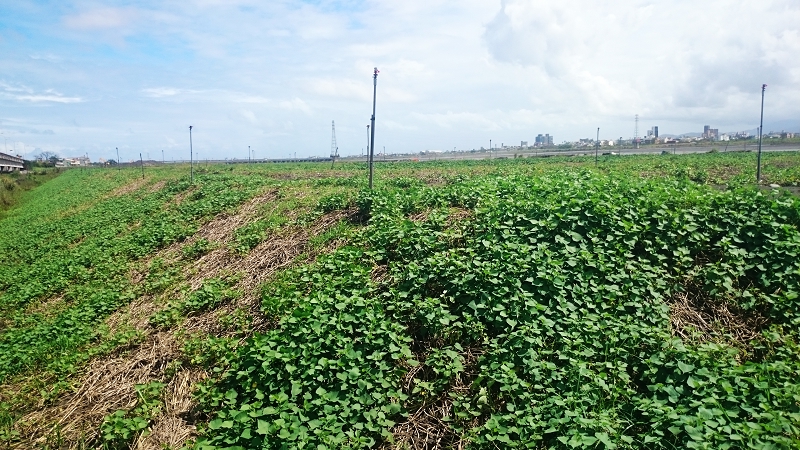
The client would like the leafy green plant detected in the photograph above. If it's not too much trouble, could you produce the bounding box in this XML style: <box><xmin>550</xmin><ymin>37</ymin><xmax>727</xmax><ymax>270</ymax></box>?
<box><xmin>149</xmin><ymin>277</ymin><xmax>239</xmax><ymax>329</ymax></box>
<box><xmin>182</xmin><ymin>238</ymin><xmax>216</xmax><ymax>260</ymax></box>
<box><xmin>99</xmin><ymin>381</ymin><xmax>165</xmax><ymax>449</ymax></box>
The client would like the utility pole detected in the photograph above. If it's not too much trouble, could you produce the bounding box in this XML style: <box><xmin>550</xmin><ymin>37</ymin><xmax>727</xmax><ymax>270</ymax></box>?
<box><xmin>116</xmin><ymin>147</ymin><xmax>120</xmax><ymax>172</ymax></box>
<box><xmin>139</xmin><ymin>152</ymin><xmax>145</xmax><ymax>179</ymax></box>
<box><xmin>757</xmin><ymin>84</ymin><xmax>767</xmax><ymax>183</ymax></box>
<box><xmin>369</xmin><ymin>67</ymin><xmax>379</xmax><ymax>189</ymax></box>
<box><xmin>189</xmin><ymin>126</ymin><xmax>194</xmax><ymax>183</ymax></box>
<box><xmin>248</xmin><ymin>145</ymin><xmax>251</xmax><ymax>164</ymax></box>
<box><xmin>595</xmin><ymin>127</ymin><xmax>600</xmax><ymax>166</ymax></box>
<box><xmin>162</xmin><ymin>149</ymin><xmax>164</xmax><ymax>163</ymax></box>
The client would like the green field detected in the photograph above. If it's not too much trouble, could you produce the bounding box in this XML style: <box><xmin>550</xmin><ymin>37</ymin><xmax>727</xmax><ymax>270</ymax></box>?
<box><xmin>1</xmin><ymin>152</ymin><xmax>799</xmax><ymax>449</ymax></box>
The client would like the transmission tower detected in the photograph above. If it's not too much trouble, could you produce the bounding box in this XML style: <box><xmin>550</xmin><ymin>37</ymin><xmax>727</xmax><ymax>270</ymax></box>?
<box><xmin>634</xmin><ymin>114</ymin><xmax>640</xmax><ymax>149</ymax></box>
<box><xmin>330</xmin><ymin>120</ymin><xmax>338</xmax><ymax>168</ymax></box>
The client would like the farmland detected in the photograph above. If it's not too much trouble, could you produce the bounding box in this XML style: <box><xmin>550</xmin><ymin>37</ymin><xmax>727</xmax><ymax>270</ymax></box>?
<box><xmin>1</xmin><ymin>151</ymin><xmax>799</xmax><ymax>449</ymax></box>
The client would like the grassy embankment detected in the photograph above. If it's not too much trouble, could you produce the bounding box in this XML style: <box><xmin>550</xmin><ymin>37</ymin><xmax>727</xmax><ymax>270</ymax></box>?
<box><xmin>0</xmin><ymin>151</ymin><xmax>798</xmax><ymax>449</ymax></box>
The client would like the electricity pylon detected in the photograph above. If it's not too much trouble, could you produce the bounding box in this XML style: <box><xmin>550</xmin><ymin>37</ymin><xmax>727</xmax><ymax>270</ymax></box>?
<box><xmin>330</xmin><ymin>120</ymin><xmax>339</xmax><ymax>168</ymax></box>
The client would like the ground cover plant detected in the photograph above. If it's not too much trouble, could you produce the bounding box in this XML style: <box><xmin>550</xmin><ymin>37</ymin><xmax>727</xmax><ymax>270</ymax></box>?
<box><xmin>0</xmin><ymin>151</ymin><xmax>798</xmax><ymax>449</ymax></box>
<box><xmin>196</xmin><ymin>159</ymin><xmax>800</xmax><ymax>449</ymax></box>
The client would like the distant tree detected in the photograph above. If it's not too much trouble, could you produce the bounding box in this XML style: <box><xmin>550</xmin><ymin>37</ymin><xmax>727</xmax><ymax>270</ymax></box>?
<box><xmin>36</xmin><ymin>151</ymin><xmax>57</xmax><ymax>162</ymax></box>
<box><xmin>107</xmin><ymin>159</ymin><xmax>118</xmax><ymax>165</ymax></box>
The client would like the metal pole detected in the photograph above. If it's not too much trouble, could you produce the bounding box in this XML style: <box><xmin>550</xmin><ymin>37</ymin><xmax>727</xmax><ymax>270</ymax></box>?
<box><xmin>162</xmin><ymin>149</ymin><xmax>164</xmax><ymax>163</ymax></box>
<box><xmin>369</xmin><ymin>67</ymin><xmax>378</xmax><ymax>189</ymax></box>
<box><xmin>595</xmin><ymin>127</ymin><xmax>599</xmax><ymax>166</ymax></box>
<box><xmin>757</xmin><ymin>84</ymin><xmax>766</xmax><ymax>183</ymax></box>
<box><xmin>139</xmin><ymin>152</ymin><xmax>145</xmax><ymax>179</ymax></box>
<box><xmin>189</xmin><ymin>126</ymin><xmax>194</xmax><ymax>183</ymax></box>
<box><xmin>249</xmin><ymin>145</ymin><xmax>251</xmax><ymax>163</ymax></box>
<box><xmin>116</xmin><ymin>147</ymin><xmax>120</xmax><ymax>172</ymax></box>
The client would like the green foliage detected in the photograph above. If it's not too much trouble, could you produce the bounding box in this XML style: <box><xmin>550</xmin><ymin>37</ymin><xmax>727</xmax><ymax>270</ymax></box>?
<box><xmin>182</xmin><ymin>238</ymin><xmax>216</xmax><ymax>260</ymax></box>
<box><xmin>99</xmin><ymin>381</ymin><xmax>165</xmax><ymax>449</ymax></box>
<box><xmin>150</xmin><ymin>277</ymin><xmax>239</xmax><ymax>329</ymax></box>
<box><xmin>194</xmin><ymin>248</ymin><xmax>411</xmax><ymax>449</ymax></box>
<box><xmin>315</xmin><ymin>192</ymin><xmax>353</xmax><ymax>213</ymax></box>
<box><xmin>1</xmin><ymin>153</ymin><xmax>799</xmax><ymax>449</ymax></box>
<box><xmin>195</xmin><ymin>168</ymin><xmax>800</xmax><ymax>449</ymax></box>
<box><xmin>0</xmin><ymin>169</ymin><xmax>267</xmax><ymax>383</ymax></box>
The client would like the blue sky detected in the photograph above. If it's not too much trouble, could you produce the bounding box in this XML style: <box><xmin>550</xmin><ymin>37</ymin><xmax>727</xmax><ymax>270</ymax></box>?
<box><xmin>1</xmin><ymin>0</ymin><xmax>798</xmax><ymax>161</ymax></box>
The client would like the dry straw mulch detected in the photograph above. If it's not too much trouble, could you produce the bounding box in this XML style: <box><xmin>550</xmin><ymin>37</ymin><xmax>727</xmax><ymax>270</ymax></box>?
<box><xmin>382</xmin><ymin>347</ymin><xmax>483</xmax><ymax>450</ymax></box>
<box><xmin>668</xmin><ymin>283</ymin><xmax>768</xmax><ymax>354</ymax></box>
<box><xmin>15</xmin><ymin>332</ymin><xmax>181</xmax><ymax>449</ymax></box>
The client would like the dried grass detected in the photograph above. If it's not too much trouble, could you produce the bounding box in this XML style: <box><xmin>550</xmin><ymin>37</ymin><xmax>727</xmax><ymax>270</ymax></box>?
<box><xmin>382</xmin><ymin>347</ymin><xmax>482</xmax><ymax>450</ymax></box>
<box><xmin>134</xmin><ymin>368</ymin><xmax>207</xmax><ymax>450</ymax></box>
<box><xmin>14</xmin><ymin>332</ymin><xmax>179</xmax><ymax>449</ymax></box>
<box><xmin>147</xmin><ymin>180</ymin><xmax>167</xmax><ymax>193</ymax></box>
<box><xmin>669</xmin><ymin>284</ymin><xmax>768</xmax><ymax>353</ymax></box>
<box><xmin>110</xmin><ymin>177</ymin><xmax>151</xmax><ymax>198</ymax></box>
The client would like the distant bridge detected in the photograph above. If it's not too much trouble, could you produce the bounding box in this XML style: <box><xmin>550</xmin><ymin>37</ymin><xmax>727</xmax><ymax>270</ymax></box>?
<box><xmin>0</xmin><ymin>152</ymin><xmax>24</xmax><ymax>172</ymax></box>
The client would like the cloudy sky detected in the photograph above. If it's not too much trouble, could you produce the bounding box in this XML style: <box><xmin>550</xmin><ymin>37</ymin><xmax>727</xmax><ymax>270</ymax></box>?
<box><xmin>1</xmin><ymin>0</ymin><xmax>798</xmax><ymax>161</ymax></box>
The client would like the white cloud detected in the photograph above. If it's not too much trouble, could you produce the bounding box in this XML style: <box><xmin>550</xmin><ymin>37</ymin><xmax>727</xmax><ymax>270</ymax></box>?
<box><xmin>239</xmin><ymin>109</ymin><xmax>258</xmax><ymax>124</ymax></box>
<box><xmin>1</xmin><ymin>83</ymin><xmax>83</xmax><ymax>103</ymax></box>
<box><xmin>482</xmin><ymin>0</ymin><xmax>800</xmax><ymax>123</ymax></box>
<box><xmin>63</xmin><ymin>7</ymin><xmax>139</xmax><ymax>30</ymax></box>
<box><xmin>278</xmin><ymin>98</ymin><xmax>312</xmax><ymax>115</ymax></box>
<box><xmin>141</xmin><ymin>87</ymin><xmax>187</xmax><ymax>98</ymax></box>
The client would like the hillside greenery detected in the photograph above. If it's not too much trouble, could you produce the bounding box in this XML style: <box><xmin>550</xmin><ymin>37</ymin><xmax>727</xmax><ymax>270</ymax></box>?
<box><xmin>0</xmin><ymin>151</ymin><xmax>798</xmax><ymax>449</ymax></box>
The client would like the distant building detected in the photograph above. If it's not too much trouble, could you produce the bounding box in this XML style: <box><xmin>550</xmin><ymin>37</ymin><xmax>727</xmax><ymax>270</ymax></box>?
<box><xmin>653</xmin><ymin>126</ymin><xmax>659</xmax><ymax>138</ymax></box>
<box><xmin>521</xmin><ymin>141</ymin><xmax>528</xmax><ymax>147</ymax></box>
<box><xmin>703</xmin><ymin>125</ymin><xmax>719</xmax><ymax>139</ymax></box>
<box><xmin>535</xmin><ymin>134</ymin><xmax>553</xmax><ymax>146</ymax></box>
<box><xmin>62</xmin><ymin>156</ymin><xmax>91</xmax><ymax>166</ymax></box>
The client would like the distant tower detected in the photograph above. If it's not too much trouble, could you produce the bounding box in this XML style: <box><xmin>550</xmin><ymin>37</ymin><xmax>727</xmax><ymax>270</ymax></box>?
<box><xmin>330</xmin><ymin>120</ymin><xmax>338</xmax><ymax>158</ymax></box>
<box><xmin>634</xmin><ymin>114</ymin><xmax>640</xmax><ymax>148</ymax></box>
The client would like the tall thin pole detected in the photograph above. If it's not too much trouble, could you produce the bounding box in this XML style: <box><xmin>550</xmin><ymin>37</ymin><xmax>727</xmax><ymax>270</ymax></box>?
<box><xmin>369</xmin><ymin>67</ymin><xmax>378</xmax><ymax>189</ymax></box>
<box><xmin>366</xmin><ymin>125</ymin><xmax>370</xmax><ymax>161</ymax></box>
<box><xmin>595</xmin><ymin>127</ymin><xmax>600</xmax><ymax>166</ymax></box>
<box><xmin>248</xmin><ymin>145</ymin><xmax>251</xmax><ymax>164</ymax></box>
<box><xmin>757</xmin><ymin>84</ymin><xmax>767</xmax><ymax>183</ymax></box>
<box><xmin>162</xmin><ymin>149</ymin><xmax>164</xmax><ymax>163</ymax></box>
<box><xmin>189</xmin><ymin>126</ymin><xmax>194</xmax><ymax>183</ymax></box>
<box><xmin>139</xmin><ymin>152</ymin><xmax>145</xmax><ymax>179</ymax></box>
<box><xmin>116</xmin><ymin>147</ymin><xmax>120</xmax><ymax>172</ymax></box>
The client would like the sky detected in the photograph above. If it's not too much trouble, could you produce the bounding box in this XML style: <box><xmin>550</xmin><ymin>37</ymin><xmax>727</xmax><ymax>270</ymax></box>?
<box><xmin>0</xmin><ymin>0</ymin><xmax>799</xmax><ymax>162</ymax></box>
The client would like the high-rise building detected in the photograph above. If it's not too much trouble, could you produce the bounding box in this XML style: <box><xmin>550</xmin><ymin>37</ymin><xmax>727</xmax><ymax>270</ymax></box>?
<box><xmin>654</xmin><ymin>126</ymin><xmax>659</xmax><ymax>138</ymax></box>
<box><xmin>535</xmin><ymin>134</ymin><xmax>553</xmax><ymax>146</ymax></box>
